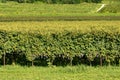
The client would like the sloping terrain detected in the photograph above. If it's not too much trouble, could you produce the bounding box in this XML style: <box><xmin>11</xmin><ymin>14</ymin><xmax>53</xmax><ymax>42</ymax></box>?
<box><xmin>0</xmin><ymin>2</ymin><xmax>100</xmax><ymax>17</ymax></box>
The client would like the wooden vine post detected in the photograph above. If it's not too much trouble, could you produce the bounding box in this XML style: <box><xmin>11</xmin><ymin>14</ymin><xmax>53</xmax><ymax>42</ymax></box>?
<box><xmin>100</xmin><ymin>54</ymin><xmax>103</xmax><ymax>66</ymax></box>
<box><xmin>3</xmin><ymin>53</ymin><xmax>6</xmax><ymax>66</ymax></box>
<box><xmin>32</xmin><ymin>60</ymin><xmax>34</xmax><ymax>66</ymax></box>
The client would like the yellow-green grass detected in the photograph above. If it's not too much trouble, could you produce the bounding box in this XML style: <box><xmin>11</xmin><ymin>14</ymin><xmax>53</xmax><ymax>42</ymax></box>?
<box><xmin>1</xmin><ymin>1</ymin><xmax>120</xmax><ymax>17</ymax></box>
<box><xmin>0</xmin><ymin>65</ymin><xmax>120</xmax><ymax>80</ymax></box>
<box><xmin>0</xmin><ymin>2</ymin><xmax>100</xmax><ymax>17</ymax></box>
<box><xmin>0</xmin><ymin>1</ymin><xmax>120</xmax><ymax>18</ymax></box>
<box><xmin>0</xmin><ymin>21</ymin><xmax>120</xmax><ymax>34</ymax></box>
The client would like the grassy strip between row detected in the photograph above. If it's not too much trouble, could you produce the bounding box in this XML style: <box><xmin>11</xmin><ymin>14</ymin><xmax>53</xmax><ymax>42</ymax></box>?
<box><xmin>0</xmin><ymin>65</ymin><xmax>120</xmax><ymax>80</ymax></box>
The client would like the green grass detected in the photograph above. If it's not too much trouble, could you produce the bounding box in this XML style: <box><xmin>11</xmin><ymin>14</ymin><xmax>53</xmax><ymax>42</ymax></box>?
<box><xmin>0</xmin><ymin>1</ymin><xmax>120</xmax><ymax>18</ymax></box>
<box><xmin>0</xmin><ymin>2</ymin><xmax>100</xmax><ymax>17</ymax></box>
<box><xmin>0</xmin><ymin>65</ymin><xmax>120</xmax><ymax>80</ymax></box>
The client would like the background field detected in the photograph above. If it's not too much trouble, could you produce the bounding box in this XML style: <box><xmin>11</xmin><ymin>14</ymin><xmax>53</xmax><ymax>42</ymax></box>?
<box><xmin>0</xmin><ymin>1</ymin><xmax>120</xmax><ymax>18</ymax></box>
<box><xmin>0</xmin><ymin>2</ymin><xmax>100</xmax><ymax>17</ymax></box>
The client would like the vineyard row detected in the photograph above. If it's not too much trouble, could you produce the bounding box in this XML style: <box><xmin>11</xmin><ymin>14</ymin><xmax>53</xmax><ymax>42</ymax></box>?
<box><xmin>0</xmin><ymin>30</ymin><xmax>120</xmax><ymax>66</ymax></box>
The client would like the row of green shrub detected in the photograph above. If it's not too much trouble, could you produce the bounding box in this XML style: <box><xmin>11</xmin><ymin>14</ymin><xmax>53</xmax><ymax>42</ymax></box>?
<box><xmin>0</xmin><ymin>30</ymin><xmax>120</xmax><ymax>66</ymax></box>
<box><xmin>40</xmin><ymin>0</ymin><xmax>102</xmax><ymax>4</ymax></box>
<box><xmin>1</xmin><ymin>0</ymin><xmax>102</xmax><ymax>3</ymax></box>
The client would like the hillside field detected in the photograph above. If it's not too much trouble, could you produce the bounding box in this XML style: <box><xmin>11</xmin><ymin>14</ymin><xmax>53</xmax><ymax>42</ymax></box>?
<box><xmin>0</xmin><ymin>1</ymin><xmax>120</xmax><ymax>79</ymax></box>
<box><xmin>0</xmin><ymin>1</ymin><xmax>120</xmax><ymax>18</ymax></box>
<box><xmin>0</xmin><ymin>2</ymin><xmax>100</xmax><ymax>17</ymax></box>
